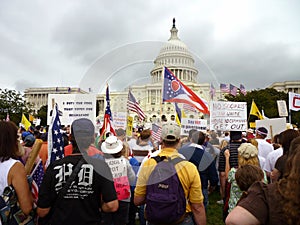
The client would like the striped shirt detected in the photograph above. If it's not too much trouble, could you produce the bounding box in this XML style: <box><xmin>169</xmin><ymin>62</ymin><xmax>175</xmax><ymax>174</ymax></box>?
<box><xmin>218</xmin><ymin>141</ymin><xmax>243</xmax><ymax>172</ymax></box>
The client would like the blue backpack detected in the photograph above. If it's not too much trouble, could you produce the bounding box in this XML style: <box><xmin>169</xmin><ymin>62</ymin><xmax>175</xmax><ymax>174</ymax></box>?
<box><xmin>145</xmin><ymin>156</ymin><xmax>187</xmax><ymax>224</ymax></box>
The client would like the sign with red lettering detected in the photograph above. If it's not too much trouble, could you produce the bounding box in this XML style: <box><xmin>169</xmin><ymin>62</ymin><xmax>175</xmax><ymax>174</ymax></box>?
<box><xmin>289</xmin><ymin>92</ymin><xmax>300</xmax><ymax>111</ymax></box>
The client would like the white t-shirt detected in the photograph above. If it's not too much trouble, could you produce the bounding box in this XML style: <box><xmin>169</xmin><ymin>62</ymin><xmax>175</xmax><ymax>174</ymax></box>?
<box><xmin>256</xmin><ymin>138</ymin><xmax>274</xmax><ymax>160</ymax></box>
<box><xmin>263</xmin><ymin>147</ymin><xmax>283</xmax><ymax>172</ymax></box>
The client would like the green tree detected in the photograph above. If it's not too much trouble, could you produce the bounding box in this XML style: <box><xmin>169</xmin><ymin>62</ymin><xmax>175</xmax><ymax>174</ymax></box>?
<box><xmin>0</xmin><ymin>88</ymin><xmax>33</xmax><ymax>124</ymax></box>
<box><xmin>37</xmin><ymin>105</ymin><xmax>48</xmax><ymax>126</ymax></box>
<box><xmin>224</xmin><ymin>88</ymin><xmax>300</xmax><ymax>127</ymax></box>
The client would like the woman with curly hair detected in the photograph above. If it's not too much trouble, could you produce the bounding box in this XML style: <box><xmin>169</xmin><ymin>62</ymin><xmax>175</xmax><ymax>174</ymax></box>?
<box><xmin>225</xmin><ymin>138</ymin><xmax>300</xmax><ymax>225</ymax></box>
<box><xmin>0</xmin><ymin>121</ymin><xmax>33</xmax><ymax>215</ymax></box>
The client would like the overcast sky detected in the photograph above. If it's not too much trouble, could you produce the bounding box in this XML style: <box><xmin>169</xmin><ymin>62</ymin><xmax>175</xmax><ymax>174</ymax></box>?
<box><xmin>0</xmin><ymin>0</ymin><xmax>299</xmax><ymax>94</ymax></box>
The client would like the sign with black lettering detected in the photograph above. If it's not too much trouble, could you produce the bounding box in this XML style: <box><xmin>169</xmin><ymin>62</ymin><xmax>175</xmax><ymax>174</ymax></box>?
<box><xmin>47</xmin><ymin>94</ymin><xmax>96</xmax><ymax>125</ymax></box>
<box><xmin>210</xmin><ymin>101</ymin><xmax>247</xmax><ymax>131</ymax></box>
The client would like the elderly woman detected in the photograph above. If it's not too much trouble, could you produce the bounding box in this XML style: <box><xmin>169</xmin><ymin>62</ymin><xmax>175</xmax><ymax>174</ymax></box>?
<box><xmin>0</xmin><ymin>121</ymin><xmax>33</xmax><ymax>215</ymax></box>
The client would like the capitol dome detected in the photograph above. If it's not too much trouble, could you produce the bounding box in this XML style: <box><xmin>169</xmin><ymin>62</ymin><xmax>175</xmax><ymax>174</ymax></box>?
<box><xmin>151</xmin><ymin>18</ymin><xmax>198</xmax><ymax>83</ymax></box>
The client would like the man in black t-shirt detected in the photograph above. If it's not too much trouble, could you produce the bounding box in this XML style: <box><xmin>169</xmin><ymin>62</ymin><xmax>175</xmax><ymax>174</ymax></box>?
<box><xmin>37</xmin><ymin>118</ymin><xmax>118</xmax><ymax>225</ymax></box>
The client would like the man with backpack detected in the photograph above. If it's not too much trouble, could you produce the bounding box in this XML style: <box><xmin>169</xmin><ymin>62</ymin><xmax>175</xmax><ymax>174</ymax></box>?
<box><xmin>134</xmin><ymin>122</ymin><xmax>206</xmax><ymax>225</ymax></box>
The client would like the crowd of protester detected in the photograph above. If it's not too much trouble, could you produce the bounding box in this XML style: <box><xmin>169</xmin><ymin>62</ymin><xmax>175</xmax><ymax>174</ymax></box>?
<box><xmin>0</xmin><ymin>116</ymin><xmax>300</xmax><ymax>225</ymax></box>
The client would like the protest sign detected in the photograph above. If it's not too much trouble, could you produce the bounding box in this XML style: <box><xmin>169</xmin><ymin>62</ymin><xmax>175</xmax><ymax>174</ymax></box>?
<box><xmin>47</xmin><ymin>94</ymin><xmax>96</xmax><ymax>125</ymax></box>
<box><xmin>256</xmin><ymin>118</ymin><xmax>286</xmax><ymax>139</ymax></box>
<box><xmin>126</xmin><ymin>116</ymin><xmax>133</xmax><ymax>137</ymax></box>
<box><xmin>210</xmin><ymin>101</ymin><xmax>247</xmax><ymax>131</ymax></box>
<box><xmin>112</xmin><ymin>112</ymin><xmax>127</xmax><ymax>130</ymax></box>
<box><xmin>180</xmin><ymin>118</ymin><xmax>207</xmax><ymax>136</ymax></box>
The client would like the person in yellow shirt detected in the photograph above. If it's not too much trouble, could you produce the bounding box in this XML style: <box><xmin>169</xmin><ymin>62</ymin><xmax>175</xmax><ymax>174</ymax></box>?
<box><xmin>134</xmin><ymin>122</ymin><xmax>206</xmax><ymax>225</ymax></box>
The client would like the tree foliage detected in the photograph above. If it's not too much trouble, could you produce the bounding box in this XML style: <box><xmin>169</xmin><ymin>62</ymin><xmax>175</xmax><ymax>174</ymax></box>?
<box><xmin>224</xmin><ymin>88</ymin><xmax>300</xmax><ymax>127</ymax></box>
<box><xmin>37</xmin><ymin>105</ymin><xmax>48</xmax><ymax>126</ymax></box>
<box><xmin>0</xmin><ymin>88</ymin><xmax>33</xmax><ymax>124</ymax></box>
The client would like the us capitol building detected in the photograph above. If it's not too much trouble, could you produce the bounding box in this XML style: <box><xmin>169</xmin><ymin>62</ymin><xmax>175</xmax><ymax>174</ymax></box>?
<box><xmin>24</xmin><ymin>20</ymin><xmax>300</xmax><ymax>124</ymax></box>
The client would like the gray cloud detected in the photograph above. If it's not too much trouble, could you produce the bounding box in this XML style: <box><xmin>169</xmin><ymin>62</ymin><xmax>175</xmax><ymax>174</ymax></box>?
<box><xmin>0</xmin><ymin>0</ymin><xmax>299</xmax><ymax>92</ymax></box>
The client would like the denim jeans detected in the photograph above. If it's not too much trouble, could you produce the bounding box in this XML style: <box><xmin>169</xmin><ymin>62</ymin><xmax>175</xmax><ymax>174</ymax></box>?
<box><xmin>202</xmin><ymin>188</ymin><xmax>209</xmax><ymax>211</ymax></box>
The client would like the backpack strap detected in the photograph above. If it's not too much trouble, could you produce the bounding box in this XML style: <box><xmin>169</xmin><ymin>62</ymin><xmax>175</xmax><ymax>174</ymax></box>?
<box><xmin>152</xmin><ymin>156</ymin><xmax>185</xmax><ymax>165</ymax></box>
<box><xmin>151</xmin><ymin>155</ymin><xmax>166</xmax><ymax>163</ymax></box>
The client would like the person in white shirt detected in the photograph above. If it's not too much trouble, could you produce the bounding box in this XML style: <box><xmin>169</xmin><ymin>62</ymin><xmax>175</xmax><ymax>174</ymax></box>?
<box><xmin>255</xmin><ymin>127</ymin><xmax>274</xmax><ymax>160</ymax></box>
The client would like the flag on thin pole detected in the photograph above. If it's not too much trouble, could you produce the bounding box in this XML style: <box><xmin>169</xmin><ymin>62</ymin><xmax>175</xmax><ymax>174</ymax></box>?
<box><xmin>163</xmin><ymin>67</ymin><xmax>210</xmax><ymax>115</ymax></box>
<box><xmin>127</xmin><ymin>90</ymin><xmax>145</xmax><ymax>121</ymax></box>
<box><xmin>100</xmin><ymin>84</ymin><xmax>116</xmax><ymax>138</ymax></box>
<box><xmin>240</xmin><ymin>84</ymin><xmax>247</xmax><ymax>96</ymax></box>
<box><xmin>174</xmin><ymin>103</ymin><xmax>182</xmax><ymax>126</ymax></box>
<box><xmin>30</xmin><ymin>159</ymin><xmax>44</xmax><ymax>203</ymax></box>
<box><xmin>209</xmin><ymin>84</ymin><xmax>216</xmax><ymax>100</ymax></box>
<box><xmin>249</xmin><ymin>100</ymin><xmax>263</xmax><ymax>120</ymax></box>
<box><xmin>151</xmin><ymin>123</ymin><xmax>162</xmax><ymax>142</ymax></box>
<box><xmin>220</xmin><ymin>83</ymin><xmax>230</xmax><ymax>93</ymax></box>
<box><xmin>230</xmin><ymin>84</ymin><xmax>238</xmax><ymax>96</ymax></box>
<box><xmin>47</xmin><ymin>104</ymin><xmax>64</xmax><ymax>164</ymax></box>
<box><xmin>21</xmin><ymin>114</ymin><xmax>32</xmax><ymax>130</ymax></box>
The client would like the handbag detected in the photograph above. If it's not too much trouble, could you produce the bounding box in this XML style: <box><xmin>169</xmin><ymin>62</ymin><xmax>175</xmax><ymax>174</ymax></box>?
<box><xmin>0</xmin><ymin>177</ymin><xmax>36</xmax><ymax>225</ymax></box>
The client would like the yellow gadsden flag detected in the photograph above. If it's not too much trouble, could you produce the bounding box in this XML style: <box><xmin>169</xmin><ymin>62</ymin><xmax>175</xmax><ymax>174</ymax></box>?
<box><xmin>21</xmin><ymin>114</ymin><xmax>32</xmax><ymax>130</ymax></box>
<box><xmin>249</xmin><ymin>100</ymin><xmax>263</xmax><ymax>120</ymax></box>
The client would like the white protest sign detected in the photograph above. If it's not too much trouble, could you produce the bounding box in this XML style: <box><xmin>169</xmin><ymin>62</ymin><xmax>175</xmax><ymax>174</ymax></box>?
<box><xmin>47</xmin><ymin>94</ymin><xmax>97</xmax><ymax>125</ymax></box>
<box><xmin>256</xmin><ymin>118</ymin><xmax>286</xmax><ymax>139</ymax></box>
<box><xmin>289</xmin><ymin>92</ymin><xmax>300</xmax><ymax>111</ymax></box>
<box><xmin>210</xmin><ymin>101</ymin><xmax>247</xmax><ymax>131</ymax></box>
<box><xmin>180</xmin><ymin>118</ymin><xmax>207</xmax><ymax>136</ymax></box>
<box><xmin>277</xmin><ymin>100</ymin><xmax>288</xmax><ymax>117</ymax></box>
<box><xmin>112</xmin><ymin>112</ymin><xmax>127</xmax><ymax>130</ymax></box>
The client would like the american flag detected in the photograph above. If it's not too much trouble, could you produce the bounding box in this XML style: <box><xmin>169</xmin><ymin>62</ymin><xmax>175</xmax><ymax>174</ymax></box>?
<box><xmin>151</xmin><ymin>123</ymin><xmax>162</xmax><ymax>142</ymax></box>
<box><xmin>100</xmin><ymin>85</ymin><xmax>116</xmax><ymax>138</ymax></box>
<box><xmin>220</xmin><ymin>83</ymin><xmax>230</xmax><ymax>93</ymax></box>
<box><xmin>240</xmin><ymin>84</ymin><xmax>247</xmax><ymax>96</ymax></box>
<box><xmin>48</xmin><ymin>104</ymin><xmax>64</xmax><ymax>164</ymax></box>
<box><xmin>230</xmin><ymin>84</ymin><xmax>238</xmax><ymax>96</ymax></box>
<box><xmin>163</xmin><ymin>67</ymin><xmax>209</xmax><ymax>115</ymax></box>
<box><xmin>182</xmin><ymin>103</ymin><xmax>197</xmax><ymax>112</ymax></box>
<box><xmin>30</xmin><ymin>159</ymin><xmax>44</xmax><ymax>203</ymax></box>
<box><xmin>127</xmin><ymin>90</ymin><xmax>145</xmax><ymax>121</ymax></box>
<box><xmin>209</xmin><ymin>84</ymin><xmax>216</xmax><ymax>99</ymax></box>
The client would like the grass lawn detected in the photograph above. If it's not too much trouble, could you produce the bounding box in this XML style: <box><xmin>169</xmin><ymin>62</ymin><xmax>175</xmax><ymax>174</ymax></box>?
<box><xmin>207</xmin><ymin>190</ymin><xmax>224</xmax><ymax>225</ymax></box>
<box><xmin>135</xmin><ymin>189</ymin><xmax>224</xmax><ymax>225</ymax></box>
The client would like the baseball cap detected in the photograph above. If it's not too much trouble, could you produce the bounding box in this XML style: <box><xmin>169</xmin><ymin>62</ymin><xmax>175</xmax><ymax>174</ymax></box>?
<box><xmin>101</xmin><ymin>136</ymin><xmax>123</xmax><ymax>154</ymax></box>
<box><xmin>24</xmin><ymin>134</ymin><xmax>35</xmax><ymax>147</ymax></box>
<box><xmin>161</xmin><ymin>122</ymin><xmax>181</xmax><ymax>141</ymax></box>
<box><xmin>72</xmin><ymin>118</ymin><xmax>95</xmax><ymax>137</ymax></box>
<box><xmin>238</xmin><ymin>143</ymin><xmax>258</xmax><ymax>159</ymax></box>
<box><xmin>230</xmin><ymin>131</ymin><xmax>242</xmax><ymax>141</ymax></box>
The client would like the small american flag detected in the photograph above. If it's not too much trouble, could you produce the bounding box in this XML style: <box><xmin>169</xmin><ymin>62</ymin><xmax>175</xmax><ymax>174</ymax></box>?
<box><xmin>30</xmin><ymin>159</ymin><xmax>44</xmax><ymax>203</ymax></box>
<box><xmin>48</xmin><ymin>104</ymin><xmax>64</xmax><ymax>164</ymax></box>
<box><xmin>151</xmin><ymin>124</ymin><xmax>162</xmax><ymax>142</ymax></box>
<box><xmin>183</xmin><ymin>103</ymin><xmax>197</xmax><ymax>112</ymax></box>
<box><xmin>127</xmin><ymin>90</ymin><xmax>145</xmax><ymax>121</ymax></box>
<box><xmin>230</xmin><ymin>84</ymin><xmax>238</xmax><ymax>96</ymax></box>
<box><xmin>220</xmin><ymin>83</ymin><xmax>230</xmax><ymax>93</ymax></box>
<box><xmin>240</xmin><ymin>84</ymin><xmax>247</xmax><ymax>96</ymax></box>
<box><xmin>209</xmin><ymin>84</ymin><xmax>216</xmax><ymax>99</ymax></box>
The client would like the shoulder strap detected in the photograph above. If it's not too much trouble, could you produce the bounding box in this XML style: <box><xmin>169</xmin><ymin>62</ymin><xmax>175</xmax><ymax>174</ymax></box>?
<box><xmin>152</xmin><ymin>156</ymin><xmax>166</xmax><ymax>163</ymax></box>
<box><xmin>169</xmin><ymin>157</ymin><xmax>185</xmax><ymax>166</ymax></box>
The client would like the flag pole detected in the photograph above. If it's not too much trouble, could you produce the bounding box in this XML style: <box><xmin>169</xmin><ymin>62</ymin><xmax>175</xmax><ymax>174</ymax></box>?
<box><xmin>160</xmin><ymin>66</ymin><xmax>165</xmax><ymax>123</ymax></box>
